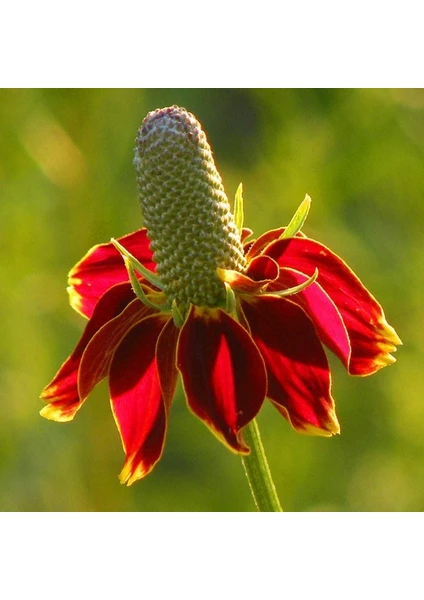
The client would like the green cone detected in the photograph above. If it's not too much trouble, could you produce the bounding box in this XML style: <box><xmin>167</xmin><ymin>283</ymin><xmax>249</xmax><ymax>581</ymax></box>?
<box><xmin>134</xmin><ymin>105</ymin><xmax>247</xmax><ymax>310</ymax></box>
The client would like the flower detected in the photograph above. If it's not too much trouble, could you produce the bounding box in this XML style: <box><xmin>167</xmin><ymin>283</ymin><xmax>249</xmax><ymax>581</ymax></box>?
<box><xmin>40</xmin><ymin>106</ymin><xmax>401</xmax><ymax>485</ymax></box>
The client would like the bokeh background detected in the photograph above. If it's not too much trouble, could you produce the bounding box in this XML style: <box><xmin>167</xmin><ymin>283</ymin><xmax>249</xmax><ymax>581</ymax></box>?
<box><xmin>1</xmin><ymin>88</ymin><xmax>422</xmax><ymax>511</ymax></box>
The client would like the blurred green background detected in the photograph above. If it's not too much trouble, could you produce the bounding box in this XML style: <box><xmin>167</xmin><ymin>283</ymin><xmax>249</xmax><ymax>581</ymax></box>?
<box><xmin>1</xmin><ymin>88</ymin><xmax>422</xmax><ymax>511</ymax></box>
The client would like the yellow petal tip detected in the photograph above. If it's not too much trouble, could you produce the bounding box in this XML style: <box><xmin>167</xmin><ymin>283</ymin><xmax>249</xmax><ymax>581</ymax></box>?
<box><xmin>119</xmin><ymin>456</ymin><xmax>149</xmax><ymax>486</ymax></box>
<box><xmin>40</xmin><ymin>404</ymin><xmax>75</xmax><ymax>422</ymax></box>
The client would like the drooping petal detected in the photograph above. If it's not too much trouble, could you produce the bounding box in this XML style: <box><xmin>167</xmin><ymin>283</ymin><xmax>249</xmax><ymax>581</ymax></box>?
<box><xmin>271</xmin><ymin>267</ymin><xmax>351</xmax><ymax>370</ymax></box>
<box><xmin>241</xmin><ymin>295</ymin><xmax>340</xmax><ymax>436</ymax></box>
<box><xmin>155</xmin><ymin>317</ymin><xmax>180</xmax><ymax>408</ymax></box>
<box><xmin>217</xmin><ymin>255</ymin><xmax>279</xmax><ymax>294</ymax></box>
<box><xmin>78</xmin><ymin>299</ymin><xmax>155</xmax><ymax>401</ymax></box>
<box><xmin>177</xmin><ymin>306</ymin><xmax>267</xmax><ymax>453</ymax></box>
<box><xmin>68</xmin><ymin>229</ymin><xmax>156</xmax><ymax>319</ymax></box>
<box><xmin>109</xmin><ymin>314</ymin><xmax>174</xmax><ymax>485</ymax></box>
<box><xmin>266</xmin><ymin>237</ymin><xmax>402</xmax><ymax>375</ymax></box>
<box><xmin>40</xmin><ymin>282</ymin><xmax>137</xmax><ymax>422</ymax></box>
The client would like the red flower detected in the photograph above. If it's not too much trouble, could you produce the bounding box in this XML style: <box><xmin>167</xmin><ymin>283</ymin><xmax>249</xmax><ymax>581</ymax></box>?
<box><xmin>41</xmin><ymin>214</ymin><xmax>401</xmax><ymax>485</ymax></box>
<box><xmin>41</xmin><ymin>106</ymin><xmax>401</xmax><ymax>486</ymax></box>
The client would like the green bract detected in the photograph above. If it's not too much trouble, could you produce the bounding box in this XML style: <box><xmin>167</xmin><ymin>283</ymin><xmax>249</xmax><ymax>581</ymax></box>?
<box><xmin>234</xmin><ymin>183</ymin><xmax>244</xmax><ymax>233</ymax></box>
<box><xmin>281</xmin><ymin>194</ymin><xmax>311</xmax><ymax>239</ymax></box>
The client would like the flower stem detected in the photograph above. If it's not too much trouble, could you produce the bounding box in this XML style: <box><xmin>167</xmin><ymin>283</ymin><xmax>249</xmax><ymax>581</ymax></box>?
<box><xmin>241</xmin><ymin>419</ymin><xmax>283</xmax><ymax>512</ymax></box>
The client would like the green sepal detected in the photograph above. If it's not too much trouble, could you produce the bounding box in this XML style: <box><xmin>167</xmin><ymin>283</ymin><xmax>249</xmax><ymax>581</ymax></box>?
<box><xmin>123</xmin><ymin>256</ymin><xmax>169</xmax><ymax>311</ymax></box>
<box><xmin>171</xmin><ymin>298</ymin><xmax>187</xmax><ymax>328</ymax></box>
<box><xmin>268</xmin><ymin>268</ymin><xmax>318</xmax><ymax>297</ymax></box>
<box><xmin>224</xmin><ymin>282</ymin><xmax>237</xmax><ymax>316</ymax></box>
<box><xmin>111</xmin><ymin>238</ymin><xmax>164</xmax><ymax>290</ymax></box>
<box><xmin>280</xmin><ymin>194</ymin><xmax>311</xmax><ymax>239</ymax></box>
<box><xmin>234</xmin><ymin>183</ymin><xmax>244</xmax><ymax>233</ymax></box>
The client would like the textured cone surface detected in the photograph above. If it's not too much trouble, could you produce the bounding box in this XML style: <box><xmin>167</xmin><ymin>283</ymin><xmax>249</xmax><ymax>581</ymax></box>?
<box><xmin>134</xmin><ymin>105</ymin><xmax>247</xmax><ymax>308</ymax></box>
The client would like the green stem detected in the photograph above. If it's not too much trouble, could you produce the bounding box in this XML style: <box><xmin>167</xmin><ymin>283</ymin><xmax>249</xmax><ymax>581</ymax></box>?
<box><xmin>241</xmin><ymin>418</ymin><xmax>283</xmax><ymax>512</ymax></box>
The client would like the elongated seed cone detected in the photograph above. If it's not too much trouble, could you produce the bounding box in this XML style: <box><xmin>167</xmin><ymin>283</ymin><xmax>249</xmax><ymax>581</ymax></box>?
<box><xmin>134</xmin><ymin>105</ymin><xmax>247</xmax><ymax>308</ymax></box>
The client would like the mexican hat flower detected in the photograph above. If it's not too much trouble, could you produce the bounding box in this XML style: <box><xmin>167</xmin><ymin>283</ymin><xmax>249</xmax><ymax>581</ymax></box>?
<box><xmin>40</xmin><ymin>105</ymin><xmax>401</xmax><ymax>486</ymax></box>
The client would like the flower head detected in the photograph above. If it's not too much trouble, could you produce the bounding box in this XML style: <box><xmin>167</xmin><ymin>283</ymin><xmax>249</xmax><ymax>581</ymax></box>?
<box><xmin>41</xmin><ymin>106</ymin><xmax>401</xmax><ymax>485</ymax></box>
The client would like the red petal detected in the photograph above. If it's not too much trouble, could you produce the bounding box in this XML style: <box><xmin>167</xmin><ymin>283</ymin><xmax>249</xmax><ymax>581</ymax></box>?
<box><xmin>177</xmin><ymin>306</ymin><xmax>267</xmax><ymax>453</ymax></box>
<box><xmin>217</xmin><ymin>269</ymin><xmax>263</xmax><ymax>294</ymax></box>
<box><xmin>266</xmin><ymin>237</ymin><xmax>401</xmax><ymax>375</ymax></box>
<box><xmin>109</xmin><ymin>314</ymin><xmax>173</xmax><ymax>485</ymax></box>
<box><xmin>242</xmin><ymin>296</ymin><xmax>340</xmax><ymax>436</ymax></box>
<box><xmin>245</xmin><ymin>227</ymin><xmax>306</xmax><ymax>260</ymax></box>
<box><xmin>241</xmin><ymin>227</ymin><xmax>254</xmax><ymax>242</ymax></box>
<box><xmin>68</xmin><ymin>229</ymin><xmax>156</xmax><ymax>319</ymax></box>
<box><xmin>246</xmin><ymin>255</ymin><xmax>280</xmax><ymax>282</ymax></box>
<box><xmin>246</xmin><ymin>228</ymin><xmax>285</xmax><ymax>259</ymax></box>
<box><xmin>218</xmin><ymin>255</ymin><xmax>279</xmax><ymax>294</ymax></box>
<box><xmin>40</xmin><ymin>282</ymin><xmax>136</xmax><ymax>422</ymax></box>
<box><xmin>156</xmin><ymin>317</ymin><xmax>180</xmax><ymax>409</ymax></box>
<box><xmin>78</xmin><ymin>299</ymin><xmax>154</xmax><ymax>402</ymax></box>
<box><xmin>271</xmin><ymin>268</ymin><xmax>351</xmax><ymax>369</ymax></box>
